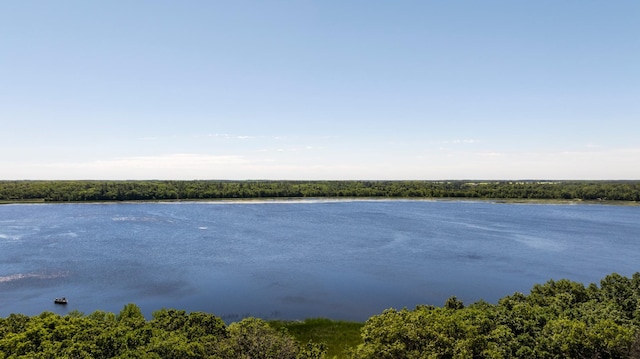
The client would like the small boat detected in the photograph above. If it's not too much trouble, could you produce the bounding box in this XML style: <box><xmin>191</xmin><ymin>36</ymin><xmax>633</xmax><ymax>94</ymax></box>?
<box><xmin>54</xmin><ymin>297</ymin><xmax>68</xmax><ymax>304</ymax></box>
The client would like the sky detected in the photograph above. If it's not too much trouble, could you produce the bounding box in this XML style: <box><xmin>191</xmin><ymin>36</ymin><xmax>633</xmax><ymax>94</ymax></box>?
<box><xmin>1</xmin><ymin>1</ymin><xmax>638</xmax><ymax>180</ymax></box>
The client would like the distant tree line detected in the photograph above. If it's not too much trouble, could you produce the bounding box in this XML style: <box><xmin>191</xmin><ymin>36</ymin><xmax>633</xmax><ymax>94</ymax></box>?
<box><xmin>1</xmin><ymin>272</ymin><xmax>639</xmax><ymax>358</ymax></box>
<box><xmin>0</xmin><ymin>180</ymin><xmax>639</xmax><ymax>202</ymax></box>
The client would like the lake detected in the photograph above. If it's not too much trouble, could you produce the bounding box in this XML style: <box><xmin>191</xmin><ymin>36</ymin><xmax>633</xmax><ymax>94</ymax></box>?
<box><xmin>0</xmin><ymin>200</ymin><xmax>638</xmax><ymax>321</ymax></box>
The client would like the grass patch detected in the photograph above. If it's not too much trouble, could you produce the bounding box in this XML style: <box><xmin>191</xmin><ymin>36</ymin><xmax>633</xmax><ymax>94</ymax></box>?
<box><xmin>269</xmin><ymin>318</ymin><xmax>364</xmax><ymax>358</ymax></box>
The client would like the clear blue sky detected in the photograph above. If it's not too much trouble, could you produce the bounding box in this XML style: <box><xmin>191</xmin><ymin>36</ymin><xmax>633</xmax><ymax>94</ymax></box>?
<box><xmin>1</xmin><ymin>1</ymin><xmax>638</xmax><ymax>180</ymax></box>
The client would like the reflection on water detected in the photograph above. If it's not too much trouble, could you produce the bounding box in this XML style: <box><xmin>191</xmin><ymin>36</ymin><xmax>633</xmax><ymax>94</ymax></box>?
<box><xmin>0</xmin><ymin>200</ymin><xmax>639</xmax><ymax>321</ymax></box>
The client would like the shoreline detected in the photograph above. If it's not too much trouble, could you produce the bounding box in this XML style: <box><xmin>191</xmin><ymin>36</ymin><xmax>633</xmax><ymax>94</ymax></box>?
<box><xmin>1</xmin><ymin>196</ymin><xmax>638</xmax><ymax>206</ymax></box>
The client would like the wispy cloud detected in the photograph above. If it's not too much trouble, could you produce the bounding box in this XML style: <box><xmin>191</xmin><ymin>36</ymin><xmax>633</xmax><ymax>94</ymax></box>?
<box><xmin>436</xmin><ymin>147</ymin><xmax>640</xmax><ymax>180</ymax></box>
<box><xmin>139</xmin><ymin>133</ymin><xmax>260</xmax><ymax>142</ymax></box>
<box><xmin>25</xmin><ymin>154</ymin><xmax>253</xmax><ymax>179</ymax></box>
<box><xmin>103</xmin><ymin>154</ymin><xmax>249</xmax><ymax>168</ymax></box>
<box><xmin>585</xmin><ymin>143</ymin><xmax>602</xmax><ymax>149</ymax></box>
<box><xmin>439</xmin><ymin>139</ymin><xmax>480</xmax><ymax>145</ymax></box>
<box><xmin>272</xmin><ymin>146</ymin><xmax>319</xmax><ymax>153</ymax></box>
<box><xmin>205</xmin><ymin>133</ymin><xmax>256</xmax><ymax>140</ymax></box>
<box><xmin>255</xmin><ymin>142</ymin><xmax>323</xmax><ymax>153</ymax></box>
<box><xmin>451</xmin><ymin>139</ymin><xmax>480</xmax><ymax>144</ymax></box>
<box><xmin>3</xmin><ymin>146</ymin><xmax>639</xmax><ymax>180</ymax></box>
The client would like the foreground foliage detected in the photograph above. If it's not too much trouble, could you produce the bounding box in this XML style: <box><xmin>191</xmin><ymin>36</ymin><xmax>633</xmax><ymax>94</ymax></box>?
<box><xmin>353</xmin><ymin>272</ymin><xmax>640</xmax><ymax>359</ymax></box>
<box><xmin>0</xmin><ymin>307</ymin><xmax>325</xmax><ymax>359</ymax></box>
<box><xmin>1</xmin><ymin>180</ymin><xmax>639</xmax><ymax>202</ymax></box>
<box><xmin>1</xmin><ymin>273</ymin><xmax>639</xmax><ymax>358</ymax></box>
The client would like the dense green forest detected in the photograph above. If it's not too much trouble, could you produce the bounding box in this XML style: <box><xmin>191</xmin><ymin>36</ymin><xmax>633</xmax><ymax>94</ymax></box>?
<box><xmin>1</xmin><ymin>272</ymin><xmax>639</xmax><ymax>358</ymax></box>
<box><xmin>1</xmin><ymin>180</ymin><xmax>639</xmax><ymax>202</ymax></box>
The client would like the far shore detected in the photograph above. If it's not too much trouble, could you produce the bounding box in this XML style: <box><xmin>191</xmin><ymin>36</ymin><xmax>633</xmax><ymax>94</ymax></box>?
<box><xmin>1</xmin><ymin>196</ymin><xmax>638</xmax><ymax>206</ymax></box>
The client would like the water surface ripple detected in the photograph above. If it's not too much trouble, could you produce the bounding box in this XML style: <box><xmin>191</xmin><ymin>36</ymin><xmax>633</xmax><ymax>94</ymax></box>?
<box><xmin>1</xmin><ymin>200</ymin><xmax>638</xmax><ymax>321</ymax></box>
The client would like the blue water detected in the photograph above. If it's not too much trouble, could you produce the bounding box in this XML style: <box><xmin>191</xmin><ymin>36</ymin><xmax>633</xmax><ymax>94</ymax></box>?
<box><xmin>0</xmin><ymin>200</ymin><xmax>638</xmax><ymax>321</ymax></box>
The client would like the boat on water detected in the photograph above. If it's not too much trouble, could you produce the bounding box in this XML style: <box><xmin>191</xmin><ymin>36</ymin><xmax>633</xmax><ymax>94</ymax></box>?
<box><xmin>54</xmin><ymin>297</ymin><xmax>68</xmax><ymax>304</ymax></box>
